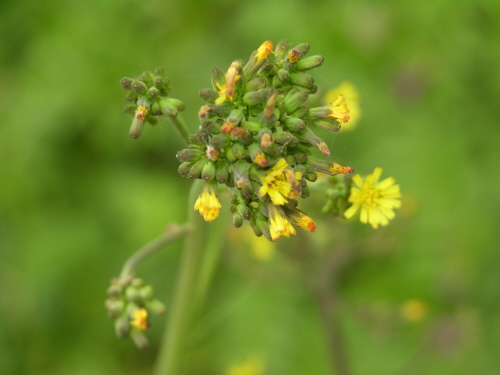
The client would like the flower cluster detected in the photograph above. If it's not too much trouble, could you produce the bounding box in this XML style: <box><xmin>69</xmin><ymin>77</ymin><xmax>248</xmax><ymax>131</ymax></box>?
<box><xmin>105</xmin><ymin>276</ymin><xmax>166</xmax><ymax>349</ymax></box>
<box><xmin>177</xmin><ymin>40</ymin><xmax>355</xmax><ymax>241</ymax></box>
<box><xmin>120</xmin><ymin>67</ymin><xmax>185</xmax><ymax>139</ymax></box>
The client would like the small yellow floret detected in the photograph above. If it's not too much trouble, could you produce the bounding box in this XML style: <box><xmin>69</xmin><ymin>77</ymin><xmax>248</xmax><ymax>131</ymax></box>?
<box><xmin>268</xmin><ymin>205</ymin><xmax>296</xmax><ymax>241</ymax></box>
<box><xmin>194</xmin><ymin>184</ymin><xmax>222</xmax><ymax>222</ymax></box>
<box><xmin>256</xmin><ymin>41</ymin><xmax>274</xmax><ymax>62</ymax></box>
<box><xmin>326</xmin><ymin>94</ymin><xmax>350</xmax><ymax>123</ymax></box>
<box><xmin>259</xmin><ymin>158</ymin><xmax>300</xmax><ymax>205</ymax></box>
<box><xmin>130</xmin><ymin>308</ymin><xmax>149</xmax><ymax>331</ymax></box>
<box><xmin>325</xmin><ymin>81</ymin><xmax>361</xmax><ymax>130</ymax></box>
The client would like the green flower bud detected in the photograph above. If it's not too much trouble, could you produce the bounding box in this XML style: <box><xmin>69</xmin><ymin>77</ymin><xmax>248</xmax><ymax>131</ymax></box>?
<box><xmin>285</xmin><ymin>89</ymin><xmax>308</xmax><ymax>113</ymax></box>
<box><xmin>125</xmin><ymin>286</ymin><xmax>142</xmax><ymax>304</ymax></box>
<box><xmin>231</xmin><ymin>143</ymin><xmax>247</xmax><ymax>160</ymax></box>
<box><xmin>154</xmin><ymin>66</ymin><xmax>164</xmax><ymax>76</ymax></box>
<box><xmin>200</xmin><ymin>88</ymin><xmax>219</xmax><ymax>103</ymax></box>
<box><xmin>275</xmin><ymin>39</ymin><xmax>289</xmax><ymax>59</ymax></box>
<box><xmin>243</xmin><ymin>91</ymin><xmax>266</xmax><ymax>105</ymax></box>
<box><xmin>146</xmin><ymin>299</ymin><xmax>167</xmax><ymax>315</ymax></box>
<box><xmin>240</xmin><ymin>120</ymin><xmax>262</xmax><ymax>132</ymax></box>
<box><xmin>256</xmin><ymin>218</ymin><xmax>273</xmax><ymax>242</ymax></box>
<box><xmin>210</xmin><ymin>134</ymin><xmax>230</xmax><ymax>149</ymax></box>
<box><xmin>150</xmin><ymin>101</ymin><xmax>161</xmax><ymax>115</ymax></box>
<box><xmin>146</xmin><ymin>87</ymin><xmax>159</xmax><ymax>99</ymax></box>
<box><xmin>120</xmin><ymin>77</ymin><xmax>134</xmax><ymax>90</ymax></box>
<box><xmin>284</xmin><ymin>116</ymin><xmax>306</xmax><ymax>131</ymax></box>
<box><xmin>139</xmin><ymin>285</ymin><xmax>154</xmax><ymax>300</ymax></box>
<box><xmin>273</xmin><ymin>131</ymin><xmax>292</xmax><ymax>145</ymax></box>
<box><xmin>165</xmin><ymin>98</ymin><xmax>185</xmax><ymax>112</ymax></box>
<box><xmin>277</xmin><ymin>69</ymin><xmax>290</xmax><ymax>82</ymax></box>
<box><xmin>126</xmin><ymin>91</ymin><xmax>138</xmax><ymax>102</ymax></box>
<box><xmin>159</xmin><ymin>99</ymin><xmax>178</xmax><ymax>117</ymax></box>
<box><xmin>292</xmin><ymin>106</ymin><xmax>309</xmax><ymax>119</ymax></box>
<box><xmin>291</xmin><ymin>43</ymin><xmax>310</xmax><ymax>58</ymax></box>
<box><xmin>201</xmin><ymin>121</ymin><xmax>220</xmax><ymax>134</ymax></box>
<box><xmin>131</xmin><ymin>330</ymin><xmax>149</xmax><ymax>350</ymax></box>
<box><xmin>226</xmin><ymin>147</ymin><xmax>237</xmax><ymax>162</ymax></box>
<box><xmin>294</xmin><ymin>152</ymin><xmax>308</xmax><ymax>164</ymax></box>
<box><xmin>232</xmin><ymin>211</ymin><xmax>243</xmax><ymax>228</ymax></box>
<box><xmin>130</xmin><ymin>117</ymin><xmax>145</xmax><ymax>139</ymax></box>
<box><xmin>215</xmin><ymin>161</ymin><xmax>230</xmax><ymax>184</ymax></box>
<box><xmin>296</xmin><ymin>127</ymin><xmax>330</xmax><ymax>157</ymax></box>
<box><xmin>139</xmin><ymin>71</ymin><xmax>154</xmax><ymax>85</ymax></box>
<box><xmin>236</xmin><ymin>203</ymin><xmax>252</xmax><ymax>220</ymax></box>
<box><xmin>201</xmin><ymin>161</ymin><xmax>216</xmax><ymax>180</ymax></box>
<box><xmin>131</xmin><ymin>80</ymin><xmax>147</xmax><ymax>94</ymax></box>
<box><xmin>115</xmin><ymin>316</ymin><xmax>130</xmax><ymax>338</ymax></box>
<box><xmin>123</xmin><ymin>104</ymin><xmax>136</xmax><ymax>115</ymax></box>
<box><xmin>153</xmin><ymin>76</ymin><xmax>167</xmax><ymax>88</ymax></box>
<box><xmin>176</xmin><ymin>148</ymin><xmax>203</xmax><ymax>162</ymax></box>
<box><xmin>245</xmin><ymin>77</ymin><xmax>267</xmax><ymax>92</ymax></box>
<box><xmin>306</xmin><ymin>172</ymin><xmax>318</xmax><ymax>182</ymax></box>
<box><xmin>196</xmin><ymin>129</ymin><xmax>211</xmax><ymax>144</ymax></box>
<box><xmin>295</xmin><ymin>55</ymin><xmax>324</xmax><ymax>71</ymax></box>
<box><xmin>257</xmin><ymin>60</ymin><xmax>274</xmax><ymax>76</ymax></box>
<box><xmin>105</xmin><ymin>298</ymin><xmax>125</xmax><ymax>318</ymax></box>
<box><xmin>301</xmin><ymin>184</ymin><xmax>310</xmax><ymax>198</ymax></box>
<box><xmin>178</xmin><ymin>161</ymin><xmax>195</xmax><ymax>177</ymax></box>
<box><xmin>261</xmin><ymin>143</ymin><xmax>283</xmax><ymax>156</ymax></box>
<box><xmin>290</xmin><ymin>72</ymin><xmax>314</xmax><ymax>88</ymax></box>
<box><xmin>315</xmin><ymin>119</ymin><xmax>341</xmax><ymax>132</ymax></box>
<box><xmin>272</xmin><ymin>75</ymin><xmax>284</xmax><ymax>89</ymax></box>
<box><xmin>188</xmin><ymin>158</ymin><xmax>207</xmax><ymax>179</ymax></box>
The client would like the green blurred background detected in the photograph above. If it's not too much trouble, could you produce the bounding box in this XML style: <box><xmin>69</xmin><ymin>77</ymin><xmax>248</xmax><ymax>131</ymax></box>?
<box><xmin>1</xmin><ymin>0</ymin><xmax>499</xmax><ymax>374</ymax></box>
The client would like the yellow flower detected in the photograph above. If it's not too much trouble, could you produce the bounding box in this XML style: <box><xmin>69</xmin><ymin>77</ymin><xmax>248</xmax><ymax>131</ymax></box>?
<box><xmin>225</xmin><ymin>356</ymin><xmax>266</xmax><ymax>375</ymax></box>
<box><xmin>268</xmin><ymin>204</ymin><xmax>296</xmax><ymax>241</ymax></box>
<box><xmin>216</xmin><ymin>61</ymin><xmax>242</xmax><ymax>105</ymax></box>
<box><xmin>325</xmin><ymin>94</ymin><xmax>350</xmax><ymax>124</ymax></box>
<box><xmin>194</xmin><ymin>183</ymin><xmax>222</xmax><ymax>222</ymax></box>
<box><xmin>136</xmin><ymin>105</ymin><xmax>149</xmax><ymax>120</ymax></box>
<box><xmin>259</xmin><ymin>158</ymin><xmax>301</xmax><ymax>205</ymax></box>
<box><xmin>289</xmin><ymin>212</ymin><xmax>316</xmax><ymax>233</ymax></box>
<box><xmin>130</xmin><ymin>308</ymin><xmax>149</xmax><ymax>331</ymax></box>
<box><xmin>256</xmin><ymin>41</ymin><xmax>274</xmax><ymax>62</ymax></box>
<box><xmin>325</xmin><ymin>81</ymin><xmax>361</xmax><ymax>131</ymax></box>
<box><xmin>401</xmin><ymin>299</ymin><xmax>428</xmax><ymax>323</ymax></box>
<box><xmin>344</xmin><ymin>167</ymin><xmax>401</xmax><ymax>228</ymax></box>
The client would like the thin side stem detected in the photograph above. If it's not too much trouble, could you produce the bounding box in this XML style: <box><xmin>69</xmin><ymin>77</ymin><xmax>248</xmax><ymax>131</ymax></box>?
<box><xmin>154</xmin><ymin>180</ymin><xmax>206</xmax><ymax>375</ymax></box>
<box><xmin>167</xmin><ymin>114</ymin><xmax>190</xmax><ymax>146</ymax></box>
<box><xmin>119</xmin><ymin>223</ymin><xmax>190</xmax><ymax>278</ymax></box>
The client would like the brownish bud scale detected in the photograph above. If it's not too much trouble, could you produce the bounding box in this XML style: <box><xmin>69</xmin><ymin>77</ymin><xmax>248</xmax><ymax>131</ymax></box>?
<box><xmin>295</xmin><ymin>55</ymin><xmax>324</xmax><ymax>71</ymax></box>
<box><xmin>287</xmin><ymin>49</ymin><xmax>301</xmax><ymax>64</ymax></box>
<box><xmin>205</xmin><ymin>146</ymin><xmax>219</xmax><ymax>161</ymax></box>
<box><xmin>248</xmin><ymin>144</ymin><xmax>268</xmax><ymax>167</ymax></box>
<box><xmin>259</xmin><ymin>131</ymin><xmax>273</xmax><ymax>150</ymax></box>
<box><xmin>291</xmin><ymin>43</ymin><xmax>310</xmax><ymax>58</ymax></box>
<box><xmin>120</xmin><ymin>77</ymin><xmax>133</xmax><ymax>90</ymax></box>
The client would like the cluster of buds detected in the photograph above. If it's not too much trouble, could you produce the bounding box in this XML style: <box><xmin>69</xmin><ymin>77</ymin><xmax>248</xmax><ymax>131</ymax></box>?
<box><xmin>177</xmin><ymin>40</ymin><xmax>354</xmax><ymax>241</ymax></box>
<box><xmin>120</xmin><ymin>67</ymin><xmax>185</xmax><ymax>139</ymax></box>
<box><xmin>105</xmin><ymin>276</ymin><xmax>166</xmax><ymax>349</ymax></box>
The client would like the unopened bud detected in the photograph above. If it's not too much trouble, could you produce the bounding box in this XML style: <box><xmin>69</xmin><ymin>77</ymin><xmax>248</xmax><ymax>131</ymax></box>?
<box><xmin>139</xmin><ymin>285</ymin><xmax>154</xmax><ymax>300</ymax></box>
<box><xmin>275</xmin><ymin>39</ymin><xmax>289</xmax><ymax>59</ymax></box>
<box><xmin>188</xmin><ymin>158</ymin><xmax>207</xmax><ymax>179</ymax></box>
<box><xmin>245</xmin><ymin>77</ymin><xmax>267</xmax><ymax>92</ymax></box>
<box><xmin>201</xmin><ymin>161</ymin><xmax>216</xmax><ymax>180</ymax></box>
<box><xmin>243</xmin><ymin>91</ymin><xmax>266</xmax><ymax>105</ymax></box>
<box><xmin>290</xmin><ymin>72</ymin><xmax>314</xmax><ymax>88</ymax></box>
<box><xmin>146</xmin><ymin>299</ymin><xmax>167</xmax><ymax>315</ymax></box>
<box><xmin>115</xmin><ymin>316</ymin><xmax>130</xmax><ymax>338</ymax></box>
<box><xmin>120</xmin><ymin>77</ymin><xmax>133</xmax><ymax>90</ymax></box>
<box><xmin>131</xmin><ymin>330</ymin><xmax>149</xmax><ymax>350</ymax></box>
<box><xmin>131</xmin><ymin>80</ymin><xmax>147</xmax><ymax>94</ymax></box>
<box><xmin>199</xmin><ymin>88</ymin><xmax>219</xmax><ymax>103</ymax></box>
<box><xmin>295</xmin><ymin>55</ymin><xmax>324</xmax><ymax>71</ymax></box>
<box><xmin>285</xmin><ymin>89</ymin><xmax>308</xmax><ymax>113</ymax></box>
<box><xmin>285</xmin><ymin>117</ymin><xmax>306</xmax><ymax>131</ymax></box>
<box><xmin>215</xmin><ymin>162</ymin><xmax>230</xmax><ymax>184</ymax></box>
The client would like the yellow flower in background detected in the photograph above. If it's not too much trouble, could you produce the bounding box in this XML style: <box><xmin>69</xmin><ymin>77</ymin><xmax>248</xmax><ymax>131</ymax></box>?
<box><xmin>344</xmin><ymin>167</ymin><xmax>401</xmax><ymax>228</ymax></box>
<box><xmin>325</xmin><ymin>81</ymin><xmax>361</xmax><ymax>131</ymax></box>
<box><xmin>194</xmin><ymin>183</ymin><xmax>222</xmax><ymax>222</ymax></box>
<box><xmin>130</xmin><ymin>308</ymin><xmax>149</xmax><ymax>331</ymax></box>
<box><xmin>225</xmin><ymin>356</ymin><xmax>266</xmax><ymax>375</ymax></box>
<box><xmin>401</xmin><ymin>299</ymin><xmax>428</xmax><ymax>323</ymax></box>
<box><xmin>268</xmin><ymin>204</ymin><xmax>296</xmax><ymax>241</ymax></box>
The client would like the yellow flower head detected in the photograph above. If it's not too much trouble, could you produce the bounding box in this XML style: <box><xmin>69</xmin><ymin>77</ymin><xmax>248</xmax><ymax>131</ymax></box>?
<box><xmin>194</xmin><ymin>183</ymin><xmax>222</xmax><ymax>222</ymax></box>
<box><xmin>225</xmin><ymin>356</ymin><xmax>266</xmax><ymax>375</ymax></box>
<box><xmin>325</xmin><ymin>94</ymin><xmax>350</xmax><ymax>124</ymax></box>
<box><xmin>325</xmin><ymin>81</ymin><xmax>361</xmax><ymax>131</ymax></box>
<box><xmin>259</xmin><ymin>158</ymin><xmax>301</xmax><ymax>205</ymax></box>
<box><xmin>216</xmin><ymin>61</ymin><xmax>242</xmax><ymax>105</ymax></box>
<box><xmin>289</xmin><ymin>212</ymin><xmax>316</xmax><ymax>233</ymax></box>
<box><xmin>344</xmin><ymin>167</ymin><xmax>402</xmax><ymax>229</ymax></box>
<box><xmin>136</xmin><ymin>105</ymin><xmax>149</xmax><ymax>120</ymax></box>
<box><xmin>268</xmin><ymin>204</ymin><xmax>296</xmax><ymax>241</ymax></box>
<box><xmin>130</xmin><ymin>308</ymin><xmax>149</xmax><ymax>331</ymax></box>
<box><xmin>256</xmin><ymin>41</ymin><xmax>274</xmax><ymax>62</ymax></box>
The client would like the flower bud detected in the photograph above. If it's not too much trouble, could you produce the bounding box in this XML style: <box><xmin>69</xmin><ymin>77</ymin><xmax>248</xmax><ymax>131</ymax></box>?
<box><xmin>301</xmin><ymin>184</ymin><xmax>310</xmax><ymax>198</ymax></box>
<box><xmin>315</xmin><ymin>119</ymin><xmax>342</xmax><ymax>132</ymax></box>
<box><xmin>201</xmin><ymin>161</ymin><xmax>216</xmax><ymax>180</ymax></box>
<box><xmin>295</xmin><ymin>55</ymin><xmax>324</xmax><ymax>71</ymax></box>
<box><xmin>240</xmin><ymin>121</ymin><xmax>262</xmax><ymax>132</ymax></box>
<box><xmin>126</xmin><ymin>91</ymin><xmax>138</xmax><ymax>102</ymax></box>
<box><xmin>146</xmin><ymin>299</ymin><xmax>167</xmax><ymax>315</ymax></box>
<box><xmin>178</xmin><ymin>161</ymin><xmax>195</xmax><ymax>177</ymax></box>
<box><xmin>259</xmin><ymin>130</ymin><xmax>273</xmax><ymax>150</ymax></box>
<box><xmin>210</xmin><ymin>134</ymin><xmax>230</xmax><ymax>149</ymax></box>
<box><xmin>139</xmin><ymin>285</ymin><xmax>154</xmax><ymax>300</ymax></box>
<box><xmin>146</xmin><ymin>87</ymin><xmax>159</xmax><ymax>99</ymax></box>
<box><xmin>206</xmin><ymin>146</ymin><xmax>219</xmax><ymax>161</ymax></box>
<box><xmin>188</xmin><ymin>158</ymin><xmax>208</xmax><ymax>179</ymax></box>
<box><xmin>130</xmin><ymin>117</ymin><xmax>145</xmax><ymax>139</ymax></box>
<box><xmin>248</xmin><ymin>144</ymin><xmax>268</xmax><ymax>167</ymax></box>
<box><xmin>106</xmin><ymin>299</ymin><xmax>125</xmax><ymax>319</ymax></box>
<box><xmin>107</xmin><ymin>283</ymin><xmax>123</xmax><ymax>297</ymax></box>
<box><xmin>159</xmin><ymin>99</ymin><xmax>178</xmax><ymax>117</ymax></box>
<box><xmin>154</xmin><ymin>66</ymin><xmax>164</xmax><ymax>76</ymax></box>
<box><xmin>285</xmin><ymin>89</ymin><xmax>309</xmax><ymax>114</ymax></box>
<box><xmin>153</xmin><ymin>76</ymin><xmax>167</xmax><ymax>88</ymax></box>
<box><xmin>275</xmin><ymin>39</ymin><xmax>289</xmax><ymax>59</ymax></box>
<box><xmin>165</xmin><ymin>98</ymin><xmax>185</xmax><ymax>112</ymax></box>
<box><xmin>232</xmin><ymin>211</ymin><xmax>243</xmax><ymax>228</ymax></box>
<box><xmin>296</xmin><ymin>127</ymin><xmax>330</xmax><ymax>157</ymax></box>
<box><xmin>290</xmin><ymin>72</ymin><xmax>314</xmax><ymax>88</ymax></box>
<box><xmin>277</xmin><ymin>69</ymin><xmax>290</xmax><ymax>82</ymax></box>
<box><xmin>131</xmin><ymin>330</ymin><xmax>149</xmax><ymax>350</ymax></box>
<box><xmin>177</xmin><ymin>148</ymin><xmax>202</xmax><ymax>162</ymax></box>
<box><xmin>284</xmin><ymin>116</ymin><xmax>306</xmax><ymax>131</ymax></box>
<box><xmin>245</xmin><ymin>77</ymin><xmax>267</xmax><ymax>92</ymax></box>
<box><xmin>273</xmin><ymin>131</ymin><xmax>292</xmax><ymax>145</ymax></box>
<box><xmin>123</xmin><ymin>104</ymin><xmax>137</xmax><ymax>115</ymax></box>
<box><xmin>150</xmin><ymin>101</ymin><xmax>161</xmax><ymax>115</ymax></box>
<box><xmin>291</xmin><ymin>43</ymin><xmax>310</xmax><ymax>58</ymax></box>
<box><xmin>292</xmin><ymin>106</ymin><xmax>309</xmax><ymax>119</ymax></box>
<box><xmin>120</xmin><ymin>77</ymin><xmax>134</xmax><ymax>90</ymax></box>
<box><xmin>215</xmin><ymin>161</ymin><xmax>230</xmax><ymax>184</ymax></box>
<box><xmin>231</xmin><ymin>143</ymin><xmax>248</xmax><ymax>160</ymax></box>
<box><xmin>131</xmin><ymin>80</ymin><xmax>147</xmax><ymax>94</ymax></box>
<box><xmin>211</xmin><ymin>67</ymin><xmax>225</xmax><ymax>90</ymax></box>
<box><xmin>243</xmin><ymin>91</ymin><xmax>266</xmax><ymax>105</ymax></box>
<box><xmin>139</xmin><ymin>71</ymin><xmax>154</xmax><ymax>85</ymax></box>
<box><xmin>115</xmin><ymin>316</ymin><xmax>130</xmax><ymax>338</ymax></box>
<box><xmin>257</xmin><ymin>60</ymin><xmax>274</xmax><ymax>76</ymax></box>
<box><xmin>200</xmin><ymin>88</ymin><xmax>219</xmax><ymax>103</ymax></box>
<box><xmin>125</xmin><ymin>286</ymin><xmax>142</xmax><ymax>304</ymax></box>
<box><xmin>306</xmin><ymin>172</ymin><xmax>318</xmax><ymax>182</ymax></box>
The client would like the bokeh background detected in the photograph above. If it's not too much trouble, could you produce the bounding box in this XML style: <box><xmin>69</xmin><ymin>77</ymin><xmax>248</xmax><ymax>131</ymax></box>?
<box><xmin>1</xmin><ymin>0</ymin><xmax>499</xmax><ymax>374</ymax></box>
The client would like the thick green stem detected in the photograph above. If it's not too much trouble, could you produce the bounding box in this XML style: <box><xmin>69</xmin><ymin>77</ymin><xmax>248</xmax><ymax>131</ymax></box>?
<box><xmin>154</xmin><ymin>180</ymin><xmax>207</xmax><ymax>375</ymax></box>
<box><xmin>167</xmin><ymin>114</ymin><xmax>190</xmax><ymax>146</ymax></box>
<box><xmin>119</xmin><ymin>224</ymin><xmax>190</xmax><ymax>278</ymax></box>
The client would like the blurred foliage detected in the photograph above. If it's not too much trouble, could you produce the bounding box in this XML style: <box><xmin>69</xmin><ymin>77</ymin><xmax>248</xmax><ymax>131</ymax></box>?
<box><xmin>1</xmin><ymin>0</ymin><xmax>499</xmax><ymax>374</ymax></box>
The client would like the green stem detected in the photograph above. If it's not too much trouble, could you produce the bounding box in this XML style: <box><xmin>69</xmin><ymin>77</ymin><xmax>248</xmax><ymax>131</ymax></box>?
<box><xmin>167</xmin><ymin>114</ymin><xmax>190</xmax><ymax>146</ymax></box>
<box><xmin>154</xmin><ymin>180</ymin><xmax>207</xmax><ymax>375</ymax></box>
<box><xmin>119</xmin><ymin>224</ymin><xmax>190</xmax><ymax>278</ymax></box>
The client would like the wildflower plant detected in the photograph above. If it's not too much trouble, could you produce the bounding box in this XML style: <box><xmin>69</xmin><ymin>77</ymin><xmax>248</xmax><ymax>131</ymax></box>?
<box><xmin>109</xmin><ymin>40</ymin><xmax>401</xmax><ymax>374</ymax></box>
